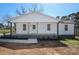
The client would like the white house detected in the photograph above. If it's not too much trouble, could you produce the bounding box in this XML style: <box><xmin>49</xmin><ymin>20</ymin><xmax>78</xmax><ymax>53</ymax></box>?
<box><xmin>11</xmin><ymin>12</ymin><xmax>74</xmax><ymax>39</ymax></box>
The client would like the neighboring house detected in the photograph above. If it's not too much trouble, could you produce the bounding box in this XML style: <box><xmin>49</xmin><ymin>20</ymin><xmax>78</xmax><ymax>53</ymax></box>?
<box><xmin>11</xmin><ymin>12</ymin><xmax>74</xmax><ymax>39</ymax></box>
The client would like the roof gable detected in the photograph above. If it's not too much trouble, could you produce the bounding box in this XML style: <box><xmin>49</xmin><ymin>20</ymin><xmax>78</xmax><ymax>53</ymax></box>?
<box><xmin>12</xmin><ymin>12</ymin><xmax>59</xmax><ymax>23</ymax></box>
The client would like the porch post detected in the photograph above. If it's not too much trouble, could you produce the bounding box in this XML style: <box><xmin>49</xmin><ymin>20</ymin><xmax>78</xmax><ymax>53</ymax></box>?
<box><xmin>28</xmin><ymin>22</ymin><xmax>30</xmax><ymax>34</ymax></box>
<box><xmin>37</xmin><ymin>22</ymin><xmax>38</xmax><ymax>34</ymax></box>
<box><xmin>10</xmin><ymin>22</ymin><xmax>12</xmax><ymax>38</ymax></box>
<box><xmin>14</xmin><ymin>23</ymin><xmax>16</xmax><ymax>33</ymax></box>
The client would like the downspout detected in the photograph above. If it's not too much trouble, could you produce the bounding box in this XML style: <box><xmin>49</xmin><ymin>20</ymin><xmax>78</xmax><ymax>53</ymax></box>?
<box><xmin>37</xmin><ymin>22</ymin><xmax>38</xmax><ymax>38</ymax></box>
<box><xmin>57</xmin><ymin>21</ymin><xmax>60</xmax><ymax>39</ymax></box>
<box><xmin>74</xmin><ymin>22</ymin><xmax>75</xmax><ymax>38</ymax></box>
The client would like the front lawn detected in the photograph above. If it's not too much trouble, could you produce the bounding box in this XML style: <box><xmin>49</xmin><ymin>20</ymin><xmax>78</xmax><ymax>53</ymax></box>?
<box><xmin>60</xmin><ymin>38</ymin><xmax>79</xmax><ymax>47</ymax></box>
<box><xmin>0</xmin><ymin>28</ymin><xmax>15</xmax><ymax>35</ymax></box>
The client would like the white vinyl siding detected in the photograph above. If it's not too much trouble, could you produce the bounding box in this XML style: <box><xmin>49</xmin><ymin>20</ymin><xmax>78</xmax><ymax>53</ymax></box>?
<box><xmin>38</xmin><ymin>22</ymin><xmax>57</xmax><ymax>35</ymax></box>
<box><xmin>59</xmin><ymin>23</ymin><xmax>74</xmax><ymax>35</ymax></box>
<box><xmin>16</xmin><ymin>22</ymin><xmax>29</xmax><ymax>34</ymax></box>
<box><xmin>15</xmin><ymin>22</ymin><xmax>57</xmax><ymax>35</ymax></box>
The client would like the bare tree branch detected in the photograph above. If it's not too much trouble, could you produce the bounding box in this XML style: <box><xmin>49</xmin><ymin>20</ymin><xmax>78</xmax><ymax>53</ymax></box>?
<box><xmin>16</xmin><ymin>9</ymin><xmax>22</xmax><ymax>15</ymax></box>
<box><xmin>2</xmin><ymin>14</ymin><xmax>12</xmax><ymax>28</ymax></box>
<box><xmin>16</xmin><ymin>4</ymin><xmax>44</xmax><ymax>15</ymax></box>
<box><xmin>16</xmin><ymin>6</ymin><xmax>27</xmax><ymax>15</ymax></box>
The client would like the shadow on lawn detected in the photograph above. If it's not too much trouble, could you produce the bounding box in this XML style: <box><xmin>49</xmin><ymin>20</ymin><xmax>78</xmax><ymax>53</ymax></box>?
<box><xmin>0</xmin><ymin>40</ymin><xmax>68</xmax><ymax>50</ymax></box>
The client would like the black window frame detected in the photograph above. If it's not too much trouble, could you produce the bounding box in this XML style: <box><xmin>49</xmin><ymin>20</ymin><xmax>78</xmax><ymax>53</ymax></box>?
<box><xmin>65</xmin><ymin>25</ymin><xmax>68</xmax><ymax>31</ymax></box>
<box><xmin>33</xmin><ymin>25</ymin><xmax>36</xmax><ymax>29</ymax></box>
<box><xmin>23</xmin><ymin>24</ymin><xmax>26</xmax><ymax>31</ymax></box>
<box><xmin>47</xmin><ymin>24</ymin><xmax>51</xmax><ymax>31</ymax></box>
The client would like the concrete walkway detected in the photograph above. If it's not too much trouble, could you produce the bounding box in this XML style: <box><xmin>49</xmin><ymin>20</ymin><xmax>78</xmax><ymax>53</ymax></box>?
<box><xmin>0</xmin><ymin>38</ymin><xmax>38</xmax><ymax>43</ymax></box>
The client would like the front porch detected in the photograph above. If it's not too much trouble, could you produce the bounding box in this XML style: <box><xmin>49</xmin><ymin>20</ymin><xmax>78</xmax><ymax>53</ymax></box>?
<box><xmin>0</xmin><ymin>34</ymin><xmax>58</xmax><ymax>39</ymax></box>
<box><xmin>0</xmin><ymin>38</ymin><xmax>38</xmax><ymax>43</ymax></box>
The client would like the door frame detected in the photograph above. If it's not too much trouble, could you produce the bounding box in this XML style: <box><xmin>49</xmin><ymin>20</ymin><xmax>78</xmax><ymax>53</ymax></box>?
<box><xmin>29</xmin><ymin>22</ymin><xmax>38</xmax><ymax>34</ymax></box>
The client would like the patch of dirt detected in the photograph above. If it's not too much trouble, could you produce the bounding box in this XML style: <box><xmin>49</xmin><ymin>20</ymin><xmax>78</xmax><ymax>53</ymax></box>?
<box><xmin>0</xmin><ymin>41</ymin><xmax>79</xmax><ymax>55</ymax></box>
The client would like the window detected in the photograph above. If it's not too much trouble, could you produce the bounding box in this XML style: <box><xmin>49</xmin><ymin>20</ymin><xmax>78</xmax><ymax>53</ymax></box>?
<box><xmin>23</xmin><ymin>24</ymin><xmax>26</xmax><ymax>31</ymax></box>
<box><xmin>47</xmin><ymin>24</ymin><xmax>51</xmax><ymax>31</ymax></box>
<box><xmin>33</xmin><ymin>25</ymin><xmax>36</xmax><ymax>29</ymax></box>
<box><xmin>65</xmin><ymin>25</ymin><xmax>68</xmax><ymax>31</ymax></box>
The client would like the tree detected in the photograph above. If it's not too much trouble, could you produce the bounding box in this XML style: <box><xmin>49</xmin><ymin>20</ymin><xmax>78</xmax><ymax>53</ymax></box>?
<box><xmin>56</xmin><ymin>16</ymin><xmax>60</xmax><ymax>19</ymax></box>
<box><xmin>68</xmin><ymin>13</ymin><xmax>76</xmax><ymax>21</ymax></box>
<box><xmin>1</xmin><ymin>14</ymin><xmax>13</xmax><ymax>36</ymax></box>
<box><xmin>16</xmin><ymin>4</ymin><xmax>43</xmax><ymax>15</ymax></box>
<box><xmin>2</xmin><ymin>14</ymin><xmax>12</xmax><ymax>29</ymax></box>
<box><xmin>16</xmin><ymin>6</ymin><xmax>27</xmax><ymax>15</ymax></box>
<box><xmin>61</xmin><ymin>16</ymin><xmax>69</xmax><ymax>20</ymax></box>
<box><xmin>67</xmin><ymin>12</ymin><xmax>79</xmax><ymax>28</ymax></box>
<box><xmin>74</xmin><ymin>12</ymin><xmax>79</xmax><ymax>28</ymax></box>
<box><xmin>31</xmin><ymin>3</ymin><xmax>43</xmax><ymax>12</ymax></box>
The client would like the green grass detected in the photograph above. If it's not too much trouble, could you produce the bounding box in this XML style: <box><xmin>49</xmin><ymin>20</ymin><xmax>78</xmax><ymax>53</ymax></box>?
<box><xmin>60</xmin><ymin>38</ymin><xmax>79</xmax><ymax>47</ymax></box>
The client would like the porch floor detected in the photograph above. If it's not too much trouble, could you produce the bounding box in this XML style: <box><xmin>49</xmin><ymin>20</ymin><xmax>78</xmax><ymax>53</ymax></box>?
<box><xmin>0</xmin><ymin>38</ymin><xmax>38</xmax><ymax>43</ymax></box>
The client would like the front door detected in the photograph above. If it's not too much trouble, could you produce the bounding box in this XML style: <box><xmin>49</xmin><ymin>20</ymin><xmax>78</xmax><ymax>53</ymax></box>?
<box><xmin>29</xmin><ymin>23</ymin><xmax>37</xmax><ymax>34</ymax></box>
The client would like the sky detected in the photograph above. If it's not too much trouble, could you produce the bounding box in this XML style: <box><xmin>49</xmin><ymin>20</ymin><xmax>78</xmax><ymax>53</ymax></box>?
<box><xmin>0</xmin><ymin>3</ymin><xmax>79</xmax><ymax>23</ymax></box>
